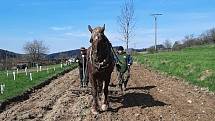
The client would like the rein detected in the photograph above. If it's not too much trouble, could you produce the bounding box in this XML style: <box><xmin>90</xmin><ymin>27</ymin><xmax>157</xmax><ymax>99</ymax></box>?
<box><xmin>110</xmin><ymin>45</ymin><xmax>122</xmax><ymax>64</ymax></box>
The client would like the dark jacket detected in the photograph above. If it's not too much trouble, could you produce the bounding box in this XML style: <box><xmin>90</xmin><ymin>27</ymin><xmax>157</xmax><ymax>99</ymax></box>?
<box><xmin>116</xmin><ymin>52</ymin><xmax>129</xmax><ymax>73</ymax></box>
<box><xmin>76</xmin><ymin>54</ymin><xmax>87</xmax><ymax>69</ymax></box>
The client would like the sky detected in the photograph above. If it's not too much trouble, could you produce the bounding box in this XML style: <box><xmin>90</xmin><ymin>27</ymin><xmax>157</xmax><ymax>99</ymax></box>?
<box><xmin>0</xmin><ymin>0</ymin><xmax>215</xmax><ymax>54</ymax></box>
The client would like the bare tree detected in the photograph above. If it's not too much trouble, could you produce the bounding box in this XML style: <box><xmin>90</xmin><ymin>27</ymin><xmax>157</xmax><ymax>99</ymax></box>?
<box><xmin>23</xmin><ymin>40</ymin><xmax>48</xmax><ymax>65</ymax></box>
<box><xmin>117</xmin><ymin>0</ymin><xmax>135</xmax><ymax>50</ymax></box>
<box><xmin>207</xmin><ymin>28</ymin><xmax>215</xmax><ymax>43</ymax></box>
<box><xmin>163</xmin><ymin>40</ymin><xmax>172</xmax><ymax>49</ymax></box>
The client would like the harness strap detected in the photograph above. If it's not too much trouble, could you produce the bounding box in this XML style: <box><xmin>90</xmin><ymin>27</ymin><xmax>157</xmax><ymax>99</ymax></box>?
<box><xmin>90</xmin><ymin>42</ymin><xmax>112</xmax><ymax>70</ymax></box>
<box><xmin>110</xmin><ymin>45</ymin><xmax>122</xmax><ymax>64</ymax></box>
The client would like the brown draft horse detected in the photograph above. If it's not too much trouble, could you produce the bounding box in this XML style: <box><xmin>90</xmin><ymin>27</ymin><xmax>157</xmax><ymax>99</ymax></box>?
<box><xmin>87</xmin><ymin>24</ymin><xmax>115</xmax><ymax>115</ymax></box>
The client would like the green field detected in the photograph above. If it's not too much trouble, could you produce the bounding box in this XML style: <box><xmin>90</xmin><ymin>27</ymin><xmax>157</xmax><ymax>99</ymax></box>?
<box><xmin>0</xmin><ymin>64</ymin><xmax>77</xmax><ymax>101</ymax></box>
<box><xmin>136</xmin><ymin>45</ymin><xmax>215</xmax><ymax>91</ymax></box>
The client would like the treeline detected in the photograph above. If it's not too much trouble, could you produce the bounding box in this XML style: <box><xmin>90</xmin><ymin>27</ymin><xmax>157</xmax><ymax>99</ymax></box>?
<box><xmin>172</xmin><ymin>28</ymin><xmax>215</xmax><ymax>50</ymax></box>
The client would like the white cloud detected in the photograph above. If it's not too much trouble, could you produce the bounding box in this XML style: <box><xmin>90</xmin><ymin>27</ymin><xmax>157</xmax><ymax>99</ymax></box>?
<box><xmin>50</xmin><ymin>26</ymin><xmax>72</xmax><ymax>31</ymax></box>
<box><xmin>64</xmin><ymin>32</ymin><xmax>89</xmax><ymax>37</ymax></box>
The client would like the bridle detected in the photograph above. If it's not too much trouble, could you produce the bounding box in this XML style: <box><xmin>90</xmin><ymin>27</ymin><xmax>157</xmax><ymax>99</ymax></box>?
<box><xmin>89</xmin><ymin>35</ymin><xmax>111</xmax><ymax>71</ymax></box>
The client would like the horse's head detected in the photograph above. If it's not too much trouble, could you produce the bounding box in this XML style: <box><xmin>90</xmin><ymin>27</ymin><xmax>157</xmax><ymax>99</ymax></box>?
<box><xmin>88</xmin><ymin>24</ymin><xmax>106</xmax><ymax>52</ymax></box>
<box><xmin>88</xmin><ymin>24</ymin><xmax>111</xmax><ymax>67</ymax></box>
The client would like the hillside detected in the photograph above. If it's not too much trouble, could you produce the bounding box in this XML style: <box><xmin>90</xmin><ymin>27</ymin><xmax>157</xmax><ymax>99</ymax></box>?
<box><xmin>0</xmin><ymin>49</ymin><xmax>80</xmax><ymax>60</ymax></box>
<box><xmin>45</xmin><ymin>49</ymin><xmax>80</xmax><ymax>59</ymax></box>
<box><xmin>0</xmin><ymin>46</ymin><xmax>143</xmax><ymax>61</ymax></box>
<box><xmin>0</xmin><ymin>49</ymin><xmax>21</xmax><ymax>59</ymax></box>
<box><xmin>136</xmin><ymin>44</ymin><xmax>215</xmax><ymax>91</ymax></box>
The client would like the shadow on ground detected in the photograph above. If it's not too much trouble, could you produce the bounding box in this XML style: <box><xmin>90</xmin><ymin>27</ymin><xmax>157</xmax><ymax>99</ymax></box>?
<box><xmin>108</xmin><ymin>85</ymin><xmax>168</xmax><ymax>112</ymax></box>
<box><xmin>126</xmin><ymin>85</ymin><xmax>157</xmax><ymax>91</ymax></box>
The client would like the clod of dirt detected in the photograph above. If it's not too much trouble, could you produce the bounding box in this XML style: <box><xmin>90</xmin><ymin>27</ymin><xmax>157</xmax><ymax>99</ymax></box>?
<box><xmin>187</xmin><ymin>100</ymin><xmax>192</xmax><ymax>103</ymax></box>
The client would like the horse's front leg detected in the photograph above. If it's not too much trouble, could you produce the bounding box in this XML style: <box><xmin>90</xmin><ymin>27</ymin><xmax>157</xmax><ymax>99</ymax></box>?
<box><xmin>91</xmin><ymin>78</ymin><xmax>99</xmax><ymax>115</ymax></box>
<box><xmin>101</xmin><ymin>76</ymin><xmax>110</xmax><ymax>111</ymax></box>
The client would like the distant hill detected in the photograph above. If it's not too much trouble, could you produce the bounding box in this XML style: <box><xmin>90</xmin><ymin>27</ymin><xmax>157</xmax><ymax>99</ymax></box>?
<box><xmin>45</xmin><ymin>49</ymin><xmax>80</xmax><ymax>60</ymax></box>
<box><xmin>0</xmin><ymin>48</ymin><xmax>80</xmax><ymax>60</ymax></box>
<box><xmin>46</xmin><ymin>46</ymin><xmax>126</xmax><ymax>60</ymax></box>
<box><xmin>0</xmin><ymin>46</ymin><xmax>146</xmax><ymax>61</ymax></box>
<box><xmin>0</xmin><ymin>49</ymin><xmax>21</xmax><ymax>59</ymax></box>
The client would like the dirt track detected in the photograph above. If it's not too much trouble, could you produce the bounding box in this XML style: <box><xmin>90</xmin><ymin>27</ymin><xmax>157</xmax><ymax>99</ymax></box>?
<box><xmin>0</xmin><ymin>63</ymin><xmax>215</xmax><ymax>121</ymax></box>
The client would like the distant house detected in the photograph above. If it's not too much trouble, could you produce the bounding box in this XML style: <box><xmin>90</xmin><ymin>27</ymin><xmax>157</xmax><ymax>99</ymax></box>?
<box><xmin>148</xmin><ymin>44</ymin><xmax>165</xmax><ymax>51</ymax></box>
<box><xmin>68</xmin><ymin>58</ymin><xmax>76</xmax><ymax>63</ymax></box>
<box><xmin>156</xmin><ymin>44</ymin><xmax>165</xmax><ymax>50</ymax></box>
<box><xmin>133</xmin><ymin>48</ymin><xmax>147</xmax><ymax>52</ymax></box>
<box><xmin>125</xmin><ymin>48</ymin><xmax>147</xmax><ymax>54</ymax></box>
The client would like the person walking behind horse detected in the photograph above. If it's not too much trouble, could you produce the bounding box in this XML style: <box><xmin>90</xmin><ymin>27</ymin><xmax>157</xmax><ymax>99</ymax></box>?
<box><xmin>76</xmin><ymin>47</ymin><xmax>88</xmax><ymax>87</ymax></box>
<box><xmin>116</xmin><ymin>46</ymin><xmax>130</xmax><ymax>91</ymax></box>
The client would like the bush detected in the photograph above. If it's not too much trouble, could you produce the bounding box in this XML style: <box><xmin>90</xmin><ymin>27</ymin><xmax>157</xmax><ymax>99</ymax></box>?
<box><xmin>147</xmin><ymin>47</ymin><xmax>156</xmax><ymax>54</ymax></box>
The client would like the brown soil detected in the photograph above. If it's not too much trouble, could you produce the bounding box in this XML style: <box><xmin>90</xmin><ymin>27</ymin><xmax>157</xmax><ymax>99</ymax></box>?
<box><xmin>0</xmin><ymin>63</ymin><xmax>214</xmax><ymax>121</ymax></box>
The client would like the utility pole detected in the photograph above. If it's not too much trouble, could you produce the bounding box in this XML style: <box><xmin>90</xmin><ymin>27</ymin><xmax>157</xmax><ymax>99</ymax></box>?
<box><xmin>151</xmin><ymin>13</ymin><xmax>162</xmax><ymax>51</ymax></box>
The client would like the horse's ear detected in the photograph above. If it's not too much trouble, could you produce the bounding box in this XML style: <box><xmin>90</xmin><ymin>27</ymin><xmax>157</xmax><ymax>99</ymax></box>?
<box><xmin>102</xmin><ymin>24</ymin><xmax>105</xmax><ymax>32</ymax></box>
<box><xmin>88</xmin><ymin>25</ymin><xmax>93</xmax><ymax>33</ymax></box>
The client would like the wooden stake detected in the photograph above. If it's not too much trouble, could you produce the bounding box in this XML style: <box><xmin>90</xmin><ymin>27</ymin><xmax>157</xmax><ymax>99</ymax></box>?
<box><xmin>37</xmin><ymin>64</ymin><xmax>39</xmax><ymax>72</ymax></box>
<box><xmin>0</xmin><ymin>84</ymin><xmax>5</xmax><ymax>94</ymax></box>
<box><xmin>30</xmin><ymin>73</ymin><xmax>32</xmax><ymax>81</ymax></box>
<box><xmin>13</xmin><ymin>72</ymin><xmax>16</xmax><ymax>80</ymax></box>
<box><xmin>25</xmin><ymin>67</ymin><xmax>28</xmax><ymax>76</ymax></box>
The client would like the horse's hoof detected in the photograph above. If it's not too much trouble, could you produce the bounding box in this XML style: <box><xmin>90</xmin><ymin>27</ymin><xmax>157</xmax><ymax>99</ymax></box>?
<box><xmin>101</xmin><ymin>104</ymin><xmax>108</xmax><ymax>111</ymax></box>
<box><xmin>91</xmin><ymin>108</ymin><xmax>99</xmax><ymax>115</ymax></box>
